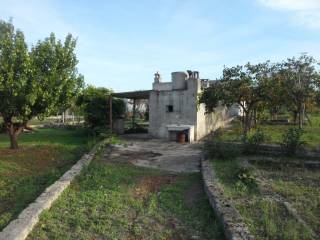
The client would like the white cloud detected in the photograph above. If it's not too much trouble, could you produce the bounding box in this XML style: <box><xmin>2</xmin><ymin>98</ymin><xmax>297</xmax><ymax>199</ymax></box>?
<box><xmin>258</xmin><ymin>0</ymin><xmax>320</xmax><ymax>11</ymax></box>
<box><xmin>257</xmin><ymin>0</ymin><xmax>320</xmax><ymax>29</ymax></box>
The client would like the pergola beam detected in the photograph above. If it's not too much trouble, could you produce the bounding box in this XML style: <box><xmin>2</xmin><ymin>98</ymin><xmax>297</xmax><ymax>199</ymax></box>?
<box><xmin>110</xmin><ymin>90</ymin><xmax>150</xmax><ymax>133</ymax></box>
<box><xmin>112</xmin><ymin>90</ymin><xmax>151</xmax><ymax>100</ymax></box>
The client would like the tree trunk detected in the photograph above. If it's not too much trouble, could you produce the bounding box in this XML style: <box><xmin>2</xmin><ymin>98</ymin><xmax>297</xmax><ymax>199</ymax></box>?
<box><xmin>293</xmin><ymin>111</ymin><xmax>298</xmax><ymax>125</ymax></box>
<box><xmin>62</xmin><ymin>112</ymin><xmax>65</xmax><ymax>124</ymax></box>
<box><xmin>6</xmin><ymin>121</ymin><xmax>25</xmax><ymax>149</ymax></box>
<box><xmin>253</xmin><ymin>109</ymin><xmax>257</xmax><ymax>127</ymax></box>
<box><xmin>9</xmin><ymin>132</ymin><xmax>19</xmax><ymax>149</ymax></box>
<box><xmin>298</xmin><ymin>103</ymin><xmax>304</xmax><ymax>129</ymax></box>
<box><xmin>243</xmin><ymin>112</ymin><xmax>251</xmax><ymax>136</ymax></box>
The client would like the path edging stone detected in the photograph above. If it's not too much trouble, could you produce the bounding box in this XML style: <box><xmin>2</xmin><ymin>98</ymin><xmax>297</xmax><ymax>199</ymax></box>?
<box><xmin>222</xmin><ymin>142</ymin><xmax>320</xmax><ymax>158</ymax></box>
<box><xmin>201</xmin><ymin>157</ymin><xmax>254</xmax><ymax>240</ymax></box>
<box><xmin>0</xmin><ymin>142</ymin><xmax>102</xmax><ymax>240</ymax></box>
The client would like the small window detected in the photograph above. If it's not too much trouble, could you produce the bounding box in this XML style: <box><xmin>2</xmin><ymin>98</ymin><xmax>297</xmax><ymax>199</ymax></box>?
<box><xmin>166</xmin><ymin>105</ymin><xmax>173</xmax><ymax>112</ymax></box>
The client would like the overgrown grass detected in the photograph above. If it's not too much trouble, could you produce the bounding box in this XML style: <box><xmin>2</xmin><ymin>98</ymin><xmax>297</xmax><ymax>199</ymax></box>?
<box><xmin>28</xmin><ymin>158</ymin><xmax>224</xmax><ymax>239</ymax></box>
<box><xmin>256</xmin><ymin>163</ymin><xmax>320</xmax><ymax>236</ymax></box>
<box><xmin>211</xmin><ymin>158</ymin><xmax>316</xmax><ymax>240</ymax></box>
<box><xmin>0</xmin><ymin>128</ymin><xmax>93</xmax><ymax>230</ymax></box>
<box><xmin>220</xmin><ymin>114</ymin><xmax>320</xmax><ymax>149</ymax></box>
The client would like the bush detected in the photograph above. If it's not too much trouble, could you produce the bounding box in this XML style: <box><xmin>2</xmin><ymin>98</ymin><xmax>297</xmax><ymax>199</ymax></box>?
<box><xmin>204</xmin><ymin>137</ymin><xmax>240</xmax><ymax>160</ymax></box>
<box><xmin>281</xmin><ymin>127</ymin><xmax>305</xmax><ymax>156</ymax></box>
<box><xmin>236</xmin><ymin>166</ymin><xmax>257</xmax><ymax>186</ymax></box>
<box><xmin>76</xmin><ymin>86</ymin><xmax>125</xmax><ymax>130</ymax></box>
<box><xmin>235</xmin><ymin>166</ymin><xmax>258</xmax><ymax>194</ymax></box>
<box><xmin>242</xmin><ymin>128</ymin><xmax>268</xmax><ymax>154</ymax></box>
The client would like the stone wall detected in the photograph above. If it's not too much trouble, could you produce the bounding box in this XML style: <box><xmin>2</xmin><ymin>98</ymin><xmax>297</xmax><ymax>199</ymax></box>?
<box><xmin>196</xmin><ymin>104</ymin><xmax>229</xmax><ymax>140</ymax></box>
<box><xmin>222</xmin><ymin>141</ymin><xmax>320</xmax><ymax>159</ymax></box>
<box><xmin>201</xmin><ymin>158</ymin><xmax>254</xmax><ymax>240</ymax></box>
<box><xmin>0</xmin><ymin>143</ymin><xmax>101</xmax><ymax>240</ymax></box>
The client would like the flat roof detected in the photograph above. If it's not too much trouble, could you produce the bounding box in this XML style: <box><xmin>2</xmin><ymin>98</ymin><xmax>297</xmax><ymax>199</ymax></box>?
<box><xmin>112</xmin><ymin>90</ymin><xmax>151</xmax><ymax>99</ymax></box>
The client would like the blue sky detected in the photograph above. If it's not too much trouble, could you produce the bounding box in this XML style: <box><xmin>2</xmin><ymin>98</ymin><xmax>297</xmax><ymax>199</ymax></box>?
<box><xmin>1</xmin><ymin>0</ymin><xmax>320</xmax><ymax>92</ymax></box>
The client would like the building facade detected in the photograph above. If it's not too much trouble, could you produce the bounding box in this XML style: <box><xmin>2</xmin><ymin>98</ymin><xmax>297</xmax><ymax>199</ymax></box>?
<box><xmin>148</xmin><ymin>71</ymin><xmax>230</xmax><ymax>142</ymax></box>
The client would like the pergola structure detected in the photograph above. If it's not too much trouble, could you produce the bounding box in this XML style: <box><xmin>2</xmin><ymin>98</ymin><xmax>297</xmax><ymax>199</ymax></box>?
<box><xmin>109</xmin><ymin>90</ymin><xmax>151</xmax><ymax>132</ymax></box>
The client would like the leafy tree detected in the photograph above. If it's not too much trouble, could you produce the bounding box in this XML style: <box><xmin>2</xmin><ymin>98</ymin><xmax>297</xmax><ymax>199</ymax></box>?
<box><xmin>280</xmin><ymin>55</ymin><xmax>320</xmax><ymax>128</ymax></box>
<box><xmin>0</xmin><ymin>20</ymin><xmax>84</xmax><ymax>149</ymax></box>
<box><xmin>198</xmin><ymin>80</ymin><xmax>224</xmax><ymax>113</ymax></box>
<box><xmin>200</xmin><ymin>62</ymin><xmax>269</xmax><ymax>135</ymax></box>
<box><xmin>76</xmin><ymin>86</ymin><xmax>125</xmax><ymax>130</ymax></box>
<box><xmin>260</xmin><ymin>63</ymin><xmax>287</xmax><ymax>120</ymax></box>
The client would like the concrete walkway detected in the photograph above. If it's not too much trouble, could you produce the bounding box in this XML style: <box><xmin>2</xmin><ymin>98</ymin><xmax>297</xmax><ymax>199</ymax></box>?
<box><xmin>104</xmin><ymin>137</ymin><xmax>202</xmax><ymax>173</ymax></box>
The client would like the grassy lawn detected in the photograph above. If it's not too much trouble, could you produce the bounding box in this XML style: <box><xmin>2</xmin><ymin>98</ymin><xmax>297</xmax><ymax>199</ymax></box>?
<box><xmin>255</xmin><ymin>162</ymin><xmax>320</xmax><ymax>236</ymax></box>
<box><xmin>220</xmin><ymin>114</ymin><xmax>320</xmax><ymax>149</ymax></box>
<box><xmin>27</xmin><ymin>155</ymin><xmax>224</xmax><ymax>239</ymax></box>
<box><xmin>0</xmin><ymin>128</ymin><xmax>92</xmax><ymax>230</ymax></box>
<box><xmin>211</xmin><ymin>157</ymin><xmax>319</xmax><ymax>240</ymax></box>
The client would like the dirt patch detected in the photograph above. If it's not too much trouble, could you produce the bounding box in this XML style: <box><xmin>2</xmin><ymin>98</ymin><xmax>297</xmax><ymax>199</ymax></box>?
<box><xmin>166</xmin><ymin>218</ymin><xmax>190</xmax><ymax>240</ymax></box>
<box><xmin>0</xmin><ymin>147</ymin><xmax>28</xmax><ymax>156</ymax></box>
<box><xmin>105</xmin><ymin>147</ymin><xmax>162</xmax><ymax>165</ymax></box>
<box><xmin>0</xmin><ymin>146</ymin><xmax>67</xmax><ymax>177</ymax></box>
<box><xmin>121</xmin><ymin>151</ymin><xmax>161</xmax><ymax>161</ymax></box>
<box><xmin>134</xmin><ymin>175</ymin><xmax>178</xmax><ymax>199</ymax></box>
<box><xmin>0</xmin><ymin>201</ymin><xmax>13</xmax><ymax>216</ymax></box>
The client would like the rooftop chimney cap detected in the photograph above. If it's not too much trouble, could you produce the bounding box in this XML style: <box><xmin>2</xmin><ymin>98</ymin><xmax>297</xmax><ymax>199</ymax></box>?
<box><xmin>186</xmin><ymin>70</ymin><xmax>199</xmax><ymax>79</ymax></box>
<box><xmin>154</xmin><ymin>71</ymin><xmax>161</xmax><ymax>83</ymax></box>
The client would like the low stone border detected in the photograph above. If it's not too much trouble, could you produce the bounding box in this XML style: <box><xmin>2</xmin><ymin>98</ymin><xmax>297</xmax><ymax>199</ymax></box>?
<box><xmin>0</xmin><ymin>143</ymin><xmax>101</xmax><ymax>240</ymax></box>
<box><xmin>220</xmin><ymin>141</ymin><xmax>320</xmax><ymax>158</ymax></box>
<box><xmin>248</xmin><ymin>157</ymin><xmax>320</xmax><ymax>169</ymax></box>
<box><xmin>201</xmin><ymin>158</ymin><xmax>254</xmax><ymax>240</ymax></box>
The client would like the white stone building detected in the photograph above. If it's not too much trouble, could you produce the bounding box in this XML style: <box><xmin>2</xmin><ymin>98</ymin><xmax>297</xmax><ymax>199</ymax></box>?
<box><xmin>113</xmin><ymin>70</ymin><xmax>234</xmax><ymax>142</ymax></box>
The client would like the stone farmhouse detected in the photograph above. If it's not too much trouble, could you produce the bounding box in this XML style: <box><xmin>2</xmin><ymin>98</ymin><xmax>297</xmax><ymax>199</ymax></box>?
<box><xmin>113</xmin><ymin>70</ymin><xmax>238</xmax><ymax>142</ymax></box>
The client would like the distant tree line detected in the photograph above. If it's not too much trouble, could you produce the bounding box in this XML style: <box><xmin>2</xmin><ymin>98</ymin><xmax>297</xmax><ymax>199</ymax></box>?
<box><xmin>199</xmin><ymin>55</ymin><xmax>320</xmax><ymax>135</ymax></box>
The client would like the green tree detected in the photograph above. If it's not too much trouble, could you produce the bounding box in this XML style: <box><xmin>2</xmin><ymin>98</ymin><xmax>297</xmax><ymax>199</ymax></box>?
<box><xmin>260</xmin><ymin>63</ymin><xmax>287</xmax><ymax>120</ymax></box>
<box><xmin>0</xmin><ymin>20</ymin><xmax>83</xmax><ymax>149</ymax></box>
<box><xmin>280</xmin><ymin>55</ymin><xmax>320</xmax><ymax>128</ymax></box>
<box><xmin>76</xmin><ymin>86</ymin><xmax>125</xmax><ymax>130</ymax></box>
<box><xmin>200</xmin><ymin>62</ymin><xmax>269</xmax><ymax>135</ymax></box>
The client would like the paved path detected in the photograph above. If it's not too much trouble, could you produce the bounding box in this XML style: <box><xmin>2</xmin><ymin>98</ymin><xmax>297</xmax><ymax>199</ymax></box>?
<box><xmin>104</xmin><ymin>138</ymin><xmax>202</xmax><ymax>173</ymax></box>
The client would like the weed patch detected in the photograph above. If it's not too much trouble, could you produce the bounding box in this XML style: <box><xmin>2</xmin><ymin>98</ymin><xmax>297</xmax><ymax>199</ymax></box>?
<box><xmin>0</xmin><ymin>128</ymin><xmax>92</xmax><ymax>230</ymax></box>
<box><xmin>28</xmin><ymin>161</ymin><xmax>224</xmax><ymax>239</ymax></box>
<box><xmin>211</xmin><ymin>157</ymin><xmax>318</xmax><ymax>239</ymax></box>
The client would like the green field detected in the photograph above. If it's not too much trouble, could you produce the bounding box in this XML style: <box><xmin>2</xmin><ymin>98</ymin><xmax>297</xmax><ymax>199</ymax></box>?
<box><xmin>210</xmin><ymin>157</ymin><xmax>319</xmax><ymax>239</ymax></box>
<box><xmin>220</xmin><ymin>114</ymin><xmax>320</xmax><ymax>149</ymax></box>
<box><xmin>0</xmin><ymin>128</ymin><xmax>92</xmax><ymax>230</ymax></box>
<box><xmin>27</xmin><ymin>156</ymin><xmax>224</xmax><ymax>240</ymax></box>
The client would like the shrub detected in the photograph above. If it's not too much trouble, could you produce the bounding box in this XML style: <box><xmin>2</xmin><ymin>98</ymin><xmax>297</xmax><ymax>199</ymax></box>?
<box><xmin>242</xmin><ymin>128</ymin><xmax>268</xmax><ymax>154</ymax></box>
<box><xmin>235</xmin><ymin>166</ymin><xmax>258</xmax><ymax>194</ymax></box>
<box><xmin>236</xmin><ymin>166</ymin><xmax>257</xmax><ymax>186</ymax></box>
<box><xmin>76</xmin><ymin>86</ymin><xmax>125</xmax><ymax>131</ymax></box>
<box><xmin>204</xmin><ymin>137</ymin><xmax>240</xmax><ymax>160</ymax></box>
<box><xmin>281</xmin><ymin>127</ymin><xmax>305</xmax><ymax>156</ymax></box>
